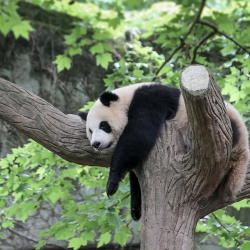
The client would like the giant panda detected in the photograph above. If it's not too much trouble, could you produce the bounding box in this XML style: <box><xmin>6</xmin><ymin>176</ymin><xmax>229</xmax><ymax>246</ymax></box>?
<box><xmin>79</xmin><ymin>82</ymin><xmax>249</xmax><ymax>221</ymax></box>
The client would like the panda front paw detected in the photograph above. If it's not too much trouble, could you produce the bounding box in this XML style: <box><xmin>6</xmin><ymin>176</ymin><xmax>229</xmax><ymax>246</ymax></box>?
<box><xmin>131</xmin><ymin>206</ymin><xmax>141</xmax><ymax>221</ymax></box>
<box><xmin>106</xmin><ymin>179</ymin><xmax>119</xmax><ymax>197</ymax></box>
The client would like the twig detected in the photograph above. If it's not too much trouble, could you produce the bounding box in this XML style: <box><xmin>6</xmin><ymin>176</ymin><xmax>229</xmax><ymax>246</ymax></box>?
<box><xmin>212</xmin><ymin>212</ymin><xmax>242</xmax><ymax>246</ymax></box>
<box><xmin>198</xmin><ymin>19</ymin><xmax>250</xmax><ymax>55</ymax></box>
<box><xmin>154</xmin><ymin>0</ymin><xmax>207</xmax><ymax>79</ymax></box>
<box><xmin>191</xmin><ymin>31</ymin><xmax>216</xmax><ymax>64</ymax></box>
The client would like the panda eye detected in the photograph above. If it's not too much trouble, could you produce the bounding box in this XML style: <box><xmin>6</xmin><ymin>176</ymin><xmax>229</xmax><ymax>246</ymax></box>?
<box><xmin>89</xmin><ymin>128</ymin><xmax>92</xmax><ymax>134</ymax></box>
<box><xmin>99</xmin><ymin>121</ymin><xmax>112</xmax><ymax>133</ymax></box>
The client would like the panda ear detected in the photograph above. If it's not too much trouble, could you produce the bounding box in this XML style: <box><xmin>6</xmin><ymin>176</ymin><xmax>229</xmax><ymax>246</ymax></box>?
<box><xmin>78</xmin><ymin>111</ymin><xmax>88</xmax><ymax>121</ymax></box>
<box><xmin>99</xmin><ymin>91</ymin><xmax>119</xmax><ymax>107</ymax></box>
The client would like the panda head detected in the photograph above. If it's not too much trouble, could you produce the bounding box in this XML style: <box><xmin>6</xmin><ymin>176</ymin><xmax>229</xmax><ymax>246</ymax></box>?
<box><xmin>79</xmin><ymin>90</ymin><xmax>128</xmax><ymax>151</ymax></box>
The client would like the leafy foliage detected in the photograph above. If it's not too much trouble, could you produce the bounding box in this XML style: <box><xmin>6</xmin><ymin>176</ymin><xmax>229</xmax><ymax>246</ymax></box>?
<box><xmin>196</xmin><ymin>202</ymin><xmax>250</xmax><ymax>249</ymax></box>
<box><xmin>0</xmin><ymin>0</ymin><xmax>250</xmax><ymax>249</ymax></box>
<box><xmin>0</xmin><ymin>140</ymin><xmax>132</xmax><ymax>249</ymax></box>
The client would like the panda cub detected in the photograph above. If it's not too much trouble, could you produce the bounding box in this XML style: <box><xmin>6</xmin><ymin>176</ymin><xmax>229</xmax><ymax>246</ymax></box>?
<box><xmin>79</xmin><ymin>83</ymin><xmax>249</xmax><ymax>221</ymax></box>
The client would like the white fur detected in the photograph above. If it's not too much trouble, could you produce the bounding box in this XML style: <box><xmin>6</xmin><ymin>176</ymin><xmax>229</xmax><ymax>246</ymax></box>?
<box><xmin>86</xmin><ymin>83</ymin><xmax>154</xmax><ymax>149</ymax></box>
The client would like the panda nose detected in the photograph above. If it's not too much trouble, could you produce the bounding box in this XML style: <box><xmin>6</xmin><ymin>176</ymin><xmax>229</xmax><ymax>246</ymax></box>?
<box><xmin>92</xmin><ymin>141</ymin><xmax>101</xmax><ymax>149</ymax></box>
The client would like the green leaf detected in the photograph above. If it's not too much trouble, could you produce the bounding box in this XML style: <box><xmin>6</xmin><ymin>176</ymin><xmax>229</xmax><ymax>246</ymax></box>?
<box><xmin>68</xmin><ymin>47</ymin><xmax>82</xmax><ymax>56</ymax></box>
<box><xmin>0</xmin><ymin>159</ymin><xmax>9</xmax><ymax>169</ymax></box>
<box><xmin>12</xmin><ymin>20</ymin><xmax>34</xmax><ymax>40</ymax></box>
<box><xmin>36</xmin><ymin>240</ymin><xmax>47</xmax><ymax>250</ymax></box>
<box><xmin>221</xmin><ymin>43</ymin><xmax>236</xmax><ymax>56</ymax></box>
<box><xmin>68</xmin><ymin>237</ymin><xmax>87</xmax><ymax>250</ymax></box>
<box><xmin>2</xmin><ymin>220</ymin><xmax>14</xmax><ymax>229</ymax></box>
<box><xmin>127</xmin><ymin>0</ymin><xmax>143</xmax><ymax>7</ymax></box>
<box><xmin>93</xmin><ymin>31</ymin><xmax>112</xmax><ymax>41</ymax></box>
<box><xmin>213</xmin><ymin>209</ymin><xmax>225</xmax><ymax>217</ymax></box>
<box><xmin>79</xmin><ymin>39</ymin><xmax>92</xmax><ymax>46</ymax></box>
<box><xmin>97</xmin><ymin>232</ymin><xmax>111</xmax><ymax>248</ymax></box>
<box><xmin>79</xmin><ymin>101</ymin><xmax>95</xmax><ymax>111</ymax></box>
<box><xmin>0</xmin><ymin>16</ymin><xmax>11</xmax><ymax>36</ymax></box>
<box><xmin>119</xmin><ymin>183</ymin><xmax>130</xmax><ymax>193</ymax></box>
<box><xmin>53</xmin><ymin>55</ymin><xmax>72</xmax><ymax>72</ymax></box>
<box><xmin>108</xmin><ymin>17</ymin><xmax>121</xmax><ymax>29</ymax></box>
<box><xmin>214</xmin><ymin>13</ymin><xmax>234</xmax><ymax>34</ymax></box>
<box><xmin>231</xmin><ymin>199</ymin><xmax>250</xmax><ymax>211</ymax></box>
<box><xmin>0</xmin><ymin>187</ymin><xmax>9</xmax><ymax>196</ymax></box>
<box><xmin>107</xmin><ymin>213</ymin><xmax>121</xmax><ymax>228</ymax></box>
<box><xmin>47</xmin><ymin>187</ymin><xmax>64</xmax><ymax>203</ymax></box>
<box><xmin>90</xmin><ymin>43</ymin><xmax>104</xmax><ymax>55</ymax></box>
<box><xmin>96</xmin><ymin>53</ymin><xmax>113</xmax><ymax>69</ymax></box>
<box><xmin>244</xmin><ymin>227</ymin><xmax>250</xmax><ymax>236</ymax></box>
<box><xmin>55</xmin><ymin>228</ymin><xmax>75</xmax><ymax>240</ymax></box>
<box><xmin>81</xmin><ymin>231</ymin><xmax>95</xmax><ymax>242</ymax></box>
<box><xmin>61</xmin><ymin>168</ymin><xmax>78</xmax><ymax>180</ymax></box>
<box><xmin>195</xmin><ymin>221</ymin><xmax>207</xmax><ymax>233</ymax></box>
<box><xmin>157</xmin><ymin>65</ymin><xmax>172</xmax><ymax>76</ymax></box>
<box><xmin>114</xmin><ymin>228</ymin><xmax>131</xmax><ymax>246</ymax></box>
<box><xmin>6</xmin><ymin>154</ymin><xmax>15</xmax><ymax>163</ymax></box>
<box><xmin>241</xmin><ymin>241</ymin><xmax>250</xmax><ymax>250</ymax></box>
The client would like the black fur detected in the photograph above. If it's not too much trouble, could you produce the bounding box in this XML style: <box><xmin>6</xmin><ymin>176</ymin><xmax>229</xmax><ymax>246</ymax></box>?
<box><xmin>106</xmin><ymin>84</ymin><xmax>181</xmax><ymax>220</ymax></box>
<box><xmin>78</xmin><ymin>111</ymin><xmax>88</xmax><ymax>121</ymax></box>
<box><xmin>230</xmin><ymin>119</ymin><xmax>240</xmax><ymax>147</ymax></box>
<box><xmin>100</xmin><ymin>91</ymin><xmax>119</xmax><ymax>107</ymax></box>
<box><xmin>99</xmin><ymin>121</ymin><xmax>112</xmax><ymax>133</ymax></box>
<box><xmin>130</xmin><ymin>171</ymin><xmax>141</xmax><ymax>221</ymax></box>
<box><xmin>81</xmin><ymin>84</ymin><xmax>242</xmax><ymax>221</ymax></box>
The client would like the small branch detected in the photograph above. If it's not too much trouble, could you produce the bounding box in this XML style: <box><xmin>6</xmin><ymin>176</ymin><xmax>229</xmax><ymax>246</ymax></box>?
<box><xmin>191</xmin><ymin>31</ymin><xmax>216</xmax><ymax>64</ymax></box>
<box><xmin>212</xmin><ymin>212</ymin><xmax>242</xmax><ymax>246</ymax></box>
<box><xmin>154</xmin><ymin>0</ymin><xmax>207</xmax><ymax>79</ymax></box>
<box><xmin>7</xmin><ymin>228</ymin><xmax>68</xmax><ymax>250</ymax></box>
<box><xmin>198</xmin><ymin>19</ymin><xmax>250</xmax><ymax>55</ymax></box>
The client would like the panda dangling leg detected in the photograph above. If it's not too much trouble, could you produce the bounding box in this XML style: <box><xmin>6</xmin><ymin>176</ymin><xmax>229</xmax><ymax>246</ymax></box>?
<box><xmin>129</xmin><ymin>172</ymin><xmax>142</xmax><ymax>221</ymax></box>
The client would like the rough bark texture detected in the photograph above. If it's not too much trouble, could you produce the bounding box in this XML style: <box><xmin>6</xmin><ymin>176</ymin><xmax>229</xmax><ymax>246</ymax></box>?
<box><xmin>0</xmin><ymin>65</ymin><xmax>250</xmax><ymax>250</ymax></box>
<box><xmin>138</xmin><ymin>123</ymin><xmax>198</xmax><ymax>250</ymax></box>
<box><xmin>136</xmin><ymin>65</ymin><xmax>234</xmax><ymax>250</ymax></box>
<box><xmin>0</xmin><ymin>78</ymin><xmax>112</xmax><ymax>167</ymax></box>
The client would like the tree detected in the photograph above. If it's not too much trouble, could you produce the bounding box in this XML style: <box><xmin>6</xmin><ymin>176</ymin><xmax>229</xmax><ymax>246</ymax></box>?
<box><xmin>1</xmin><ymin>0</ymin><xmax>250</xmax><ymax>249</ymax></box>
<box><xmin>0</xmin><ymin>64</ymin><xmax>249</xmax><ymax>250</ymax></box>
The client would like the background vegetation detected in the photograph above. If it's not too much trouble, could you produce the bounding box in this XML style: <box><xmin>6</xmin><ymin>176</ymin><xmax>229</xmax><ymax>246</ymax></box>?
<box><xmin>0</xmin><ymin>0</ymin><xmax>250</xmax><ymax>249</ymax></box>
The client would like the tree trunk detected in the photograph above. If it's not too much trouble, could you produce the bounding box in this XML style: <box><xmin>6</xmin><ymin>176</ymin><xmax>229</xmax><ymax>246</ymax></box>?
<box><xmin>0</xmin><ymin>65</ymin><xmax>250</xmax><ymax>249</ymax></box>
<box><xmin>137</xmin><ymin>65</ymin><xmax>235</xmax><ymax>250</ymax></box>
<box><xmin>138</xmin><ymin>123</ymin><xmax>198</xmax><ymax>250</ymax></box>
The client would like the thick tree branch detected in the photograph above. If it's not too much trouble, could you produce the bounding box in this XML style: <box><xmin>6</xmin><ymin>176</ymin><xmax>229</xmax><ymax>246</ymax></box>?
<box><xmin>0</xmin><ymin>65</ymin><xmax>250</xmax><ymax>225</ymax></box>
<box><xmin>180</xmin><ymin>66</ymin><xmax>250</xmax><ymax>218</ymax></box>
<box><xmin>181</xmin><ymin>65</ymin><xmax>233</xmax><ymax>202</ymax></box>
<box><xmin>0</xmin><ymin>78</ymin><xmax>112</xmax><ymax>167</ymax></box>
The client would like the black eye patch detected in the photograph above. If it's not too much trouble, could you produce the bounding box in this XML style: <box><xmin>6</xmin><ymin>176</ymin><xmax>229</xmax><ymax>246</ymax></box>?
<box><xmin>99</xmin><ymin>121</ymin><xmax>112</xmax><ymax>133</ymax></box>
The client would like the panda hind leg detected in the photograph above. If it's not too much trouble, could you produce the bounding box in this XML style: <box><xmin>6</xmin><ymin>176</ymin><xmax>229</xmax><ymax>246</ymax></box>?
<box><xmin>219</xmin><ymin>146</ymin><xmax>249</xmax><ymax>200</ymax></box>
<box><xmin>130</xmin><ymin>172</ymin><xmax>142</xmax><ymax>221</ymax></box>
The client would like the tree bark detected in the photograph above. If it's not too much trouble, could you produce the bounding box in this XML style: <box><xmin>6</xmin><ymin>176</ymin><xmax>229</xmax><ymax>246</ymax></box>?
<box><xmin>137</xmin><ymin>65</ymin><xmax>246</xmax><ymax>250</ymax></box>
<box><xmin>0</xmin><ymin>78</ymin><xmax>112</xmax><ymax>166</ymax></box>
<box><xmin>0</xmin><ymin>65</ymin><xmax>250</xmax><ymax>249</ymax></box>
